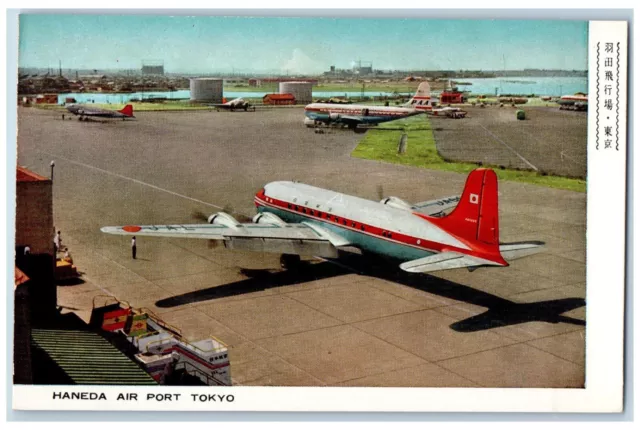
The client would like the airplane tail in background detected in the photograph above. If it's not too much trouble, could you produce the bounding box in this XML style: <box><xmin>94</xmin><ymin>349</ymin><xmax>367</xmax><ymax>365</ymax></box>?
<box><xmin>118</xmin><ymin>104</ymin><xmax>135</xmax><ymax>117</ymax></box>
<box><xmin>404</xmin><ymin>81</ymin><xmax>433</xmax><ymax>110</ymax></box>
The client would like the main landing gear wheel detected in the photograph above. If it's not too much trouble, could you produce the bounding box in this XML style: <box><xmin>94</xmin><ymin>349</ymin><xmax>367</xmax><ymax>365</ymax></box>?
<box><xmin>280</xmin><ymin>254</ymin><xmax>301</xmax><ymax>271</ymax></box>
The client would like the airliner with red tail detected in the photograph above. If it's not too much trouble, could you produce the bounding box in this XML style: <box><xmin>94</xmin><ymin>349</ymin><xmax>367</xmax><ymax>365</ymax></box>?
<box><xmin>304</xmin><ymin>81</ymin><xmax>434</xmax><ymax>132</ymax></box>
<box><xmin>66</xmin><ymin>104</ymin><xmax>135</xmax><ymax>121</ymax></box>
<box><xmin>102</xmin><ymin>169</ymin><xmax>543</xmax><ymax>273</ymax></box>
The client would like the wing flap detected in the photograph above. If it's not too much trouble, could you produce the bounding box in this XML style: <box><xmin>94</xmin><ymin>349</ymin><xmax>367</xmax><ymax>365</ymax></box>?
<box><xmin>399</xmin><ymin>252</ymin><xmax>504</xmax><ymax>273</ymax></box>
<box><xmin>223</xmin><ymin>237</ymin><xmax>338</xmax><ymax>258</ymax></box>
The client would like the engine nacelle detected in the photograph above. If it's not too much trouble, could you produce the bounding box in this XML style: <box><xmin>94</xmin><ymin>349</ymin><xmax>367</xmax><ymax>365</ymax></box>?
<box><xmin>329</xmin><ymin>112</ymin><xmax>341</xmax><ymax>120</ymax></box>
<box><xmin>208</xmin><ymin>212</ymin><xmax>241</xmax><ymax>228</ymax></box>
<box><xmin>380</xmin><ymin>196</ymin><xmax>414</xmax><ymax>211</ymax></box>
<box><xmin>252</xmin><ymin>212</ymin><xmax>287</xmax><ymax>226</ymax></box>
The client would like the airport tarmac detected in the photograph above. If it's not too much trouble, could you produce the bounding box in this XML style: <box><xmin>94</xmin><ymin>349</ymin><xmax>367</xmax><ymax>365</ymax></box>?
<box><xmin>432</xmin><ymin>106</ymin><xmax>587</xmax><ymax>179</ymax></box>
<box><xmin>17</xmin><ymin>106</ymin><xmax>586</xmax><ymax>387</ymax></box>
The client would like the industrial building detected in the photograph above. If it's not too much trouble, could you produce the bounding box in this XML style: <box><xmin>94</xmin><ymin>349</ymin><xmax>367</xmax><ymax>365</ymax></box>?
<box><xmin>189</xmin><ymin>77</ymin><xmax>223</xmax><ymax>103</ymax></box>
<box><xmin>14</xmin><ymin>166</ymin><xmax>55</xmax><ymax>383</ymax></box>
<box><xmin>278</xmin><ymin>81</ymin><xmax>313</xmax><ymax>104</ymax></box>
<box><xmin>141</xmin><ymin>60</ymin><xmax>165</xmax><ymax>76</ymax></box>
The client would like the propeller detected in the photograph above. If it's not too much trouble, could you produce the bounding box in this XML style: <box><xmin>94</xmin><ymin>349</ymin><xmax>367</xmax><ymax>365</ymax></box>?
<box><xmin>191</xmin><ymin>206</ymin><xmax>253</xmax><ymax>250</ymax></box>
<box><xmin>191</xmin><ymin>209</ymin><xmax>219</xmax><ymax>249</ymax></box>
<box><xmin>191</xmin><ymin>209</ymin><xmax>209</xmax><ymax>222</ymax></box>
<box><xmin>222</xmin><ymin>204</ymin><xmax>254</xmax><ymax>223</ymax></box>
<box><xmin>376</xmin><ymin>184</ymin><xmax>384</xmax><ymax>201</ymax></box>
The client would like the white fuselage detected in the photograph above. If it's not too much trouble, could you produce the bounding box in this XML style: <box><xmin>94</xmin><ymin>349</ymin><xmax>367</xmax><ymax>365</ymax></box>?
<box><xmin>255</xmin><ymin>181</ymin><xmax>469</xmax><ymax>261</ymax></box>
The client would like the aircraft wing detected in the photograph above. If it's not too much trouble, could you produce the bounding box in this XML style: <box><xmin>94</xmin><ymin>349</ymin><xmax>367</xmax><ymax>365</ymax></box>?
<box><xmin>412</xmin><ymin>195</ymin><xmax>461</xmax><ymax>217</ymax></box>
<box><xmin>336</xmin><ymin>115</ymin><xmax>364</xmax><ymax>126</ymax></box>
<box><xmin>101</xmin><ymin>221</ymin><xmax>351</xmax><ymax>258</ymax></box>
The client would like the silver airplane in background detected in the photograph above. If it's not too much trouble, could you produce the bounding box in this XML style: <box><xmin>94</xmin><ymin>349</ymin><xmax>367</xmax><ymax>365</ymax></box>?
<box><xmin>210</xmin><ymin>97</ymin><xmax>254</xmax><ymax>112</ymax></box>
<box><xmin>66</xmin><ymin>104</ymin><xmax>135</xmax><ymax>121</ymax></box>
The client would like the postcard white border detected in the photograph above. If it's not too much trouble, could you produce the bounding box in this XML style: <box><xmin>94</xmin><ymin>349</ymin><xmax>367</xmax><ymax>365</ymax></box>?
<box><xmin>10</xmin><ymin>19</ymin><xmax>627</xmax><ymax>414</ymax></box>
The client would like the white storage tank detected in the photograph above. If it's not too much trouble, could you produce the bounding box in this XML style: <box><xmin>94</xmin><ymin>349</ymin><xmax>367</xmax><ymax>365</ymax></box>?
<box><xmin>278</xmin><ymin>81</ymin><xmax>313</xmax><ymax>104</ymax></box>
<box><xmin>190</xmin><ymin>78</ymin><xmax>223</xmax><ymax>103</ymax></box>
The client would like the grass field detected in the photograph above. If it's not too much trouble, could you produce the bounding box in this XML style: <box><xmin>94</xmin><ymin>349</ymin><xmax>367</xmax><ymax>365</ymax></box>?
<box><xmin>351</xmin><ymin>116</ymin><xmax>586</xmax><ymax>193</ymax></box>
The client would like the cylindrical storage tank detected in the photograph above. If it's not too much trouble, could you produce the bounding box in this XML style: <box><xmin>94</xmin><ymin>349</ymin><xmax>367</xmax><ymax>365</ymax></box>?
<box><xmin>190</xmin><ymin>78</ymin><xmax>223</xmax><ymax>103</ymax></box>
<box><xmin>278</xmin><ymin>81</ymin><xmax>313</xmax><ymax>104</ymax></box>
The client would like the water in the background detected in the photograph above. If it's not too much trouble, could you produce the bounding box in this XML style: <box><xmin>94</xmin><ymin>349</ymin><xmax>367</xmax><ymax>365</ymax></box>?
<box><xmin>453</xmin><ymin>76</ymin><xmax>587</xmax><ymax>97</ymax></box>
<box><xmin>57</xmin><ymin>76</ymin><xmax>587</xmax><ymax>104</ymax></box>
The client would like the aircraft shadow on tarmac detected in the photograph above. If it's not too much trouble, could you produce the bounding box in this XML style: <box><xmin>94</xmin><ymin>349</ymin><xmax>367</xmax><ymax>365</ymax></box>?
<box><xmin>154</xmin><ymin>252</ymin><xmax>586</xmax><ymax>333</ymax></box>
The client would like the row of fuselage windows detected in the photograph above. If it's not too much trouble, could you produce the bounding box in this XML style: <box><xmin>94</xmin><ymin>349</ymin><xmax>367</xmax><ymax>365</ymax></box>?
<box><xmin>286</xmin><ymin>202</ymin><xmax>394</xmax><ymax>239</ymax></box>
<box><xmin>210</xmin><ymin>353</ymin><xmax>228</xmax><ymax>362</ymax></box>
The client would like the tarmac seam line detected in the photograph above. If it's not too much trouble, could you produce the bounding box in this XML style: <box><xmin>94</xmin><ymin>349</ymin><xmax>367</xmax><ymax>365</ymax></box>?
<box><xmin>433</xmin><ymin>331</ymin><xmax>586</xmax><ymax>369</ymax></box>
<box><xmin>38</xmin><ymin>150</ymin><xmax>227</xmax><ymax>211</ymax></box>
<box><xmin>345</xmin><ymin>318</ymin><xmax>480</xmax><ymax>387</ymax></box>
<box><xmin>476</xmin><ymin>123</ymin><xmax>539</xmax><ymax>171</ymax></box>
<box><xmin>335</xmin><ymin>361</ymin><xmax>480</xmax><ymax>387</ymax></box>
<box><xmin>524</xmin><ymin>330</ymin><xmax>587</xmax><ymax>367</ymax></box>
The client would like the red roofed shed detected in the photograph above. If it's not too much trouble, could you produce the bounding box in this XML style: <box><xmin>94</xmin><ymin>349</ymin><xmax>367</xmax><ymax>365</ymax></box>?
<box><xmin>263</xmin><ymin>93</ymin><xmax>296</xmax><ymax>105</ymax></box>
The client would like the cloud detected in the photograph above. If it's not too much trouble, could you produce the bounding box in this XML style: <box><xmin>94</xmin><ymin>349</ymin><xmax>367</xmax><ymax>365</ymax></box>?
<box><xmin>281</xmin><ymin>49</ymin><xmax>325</xmax><ymax>74</ymax></box>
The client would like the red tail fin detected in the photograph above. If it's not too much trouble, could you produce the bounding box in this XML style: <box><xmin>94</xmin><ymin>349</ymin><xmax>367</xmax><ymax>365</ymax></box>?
<box><xmin>433</xmin><ymin>168</ymin><xmax>500</xmax><ymax>247</ymax></box>
<box><xmin>118</xmin><ymin>104</ymin><xmax>134</xmax><ymax>117</ymax></box>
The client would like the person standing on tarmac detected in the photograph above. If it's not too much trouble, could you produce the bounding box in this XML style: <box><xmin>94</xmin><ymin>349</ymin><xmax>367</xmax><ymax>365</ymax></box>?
<box><xmin>131</xmin><ymin>236</ymin><xmax>137</xmax><ymax>260</ymax></box>
<box><xmin>53</xmin><ymin>230</ymin><xmax>61</xmax><ymax>255</ymax></box>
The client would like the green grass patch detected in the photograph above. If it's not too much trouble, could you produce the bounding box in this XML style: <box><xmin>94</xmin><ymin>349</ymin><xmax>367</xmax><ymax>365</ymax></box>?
<box><xmin>351</xmin><ymin>116</ymin><xmax>586</xmax><ymax>193</ymax></box>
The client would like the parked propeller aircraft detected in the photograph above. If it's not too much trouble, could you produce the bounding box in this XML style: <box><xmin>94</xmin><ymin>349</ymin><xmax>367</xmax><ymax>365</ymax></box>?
<box><xmin>557</xmin><ymin>95</ymin><xmax>588</xmax><ymax>111</ymax></box>
<box><xmin>66</xmin><ymin>104</ymin><xmax>135</xmax><ymax>121</ymax></box>
<box><xmin>210</xmin><ymin>97</ymin><xmax>253</xmax><ymax>111</ymax></box>
<box><xmin>102</xmin><ymin>168</ymin><xmax>543</xmax><ymax>273</ymax></box>
<box><xmin>429</xmin><ymin>107</ymin><xmax>468</xmax><ymax>119</ymax></box>
<box><xmin>304</xmin><ymin>81</ymin><xmax>434</xmax><ymax>132</ymax></box>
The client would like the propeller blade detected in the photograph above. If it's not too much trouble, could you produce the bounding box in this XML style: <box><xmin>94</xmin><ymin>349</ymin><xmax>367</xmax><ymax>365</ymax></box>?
<box><xmin>191</xmin><ymin>209</ymin><xmax>209</xmax><ymax>222</ymax></box>
<box><xmin>376</xmin><ymin>184</ymin><xmax>384</xmax><ymax>200</ymax></box>
<box><xmin>222</xmin><ymin>204</ymin><xmax>254</xmax><ymax>223</ymax></box>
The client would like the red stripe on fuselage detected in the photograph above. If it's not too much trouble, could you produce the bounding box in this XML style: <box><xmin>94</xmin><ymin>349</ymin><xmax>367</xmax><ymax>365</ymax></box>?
<box><xmin>254</xmin><ymin>193</ymin><xmax>504</xmax><ymax>264</ymax></box>
<box><xmin>304</xmin><ymin>107</ymin><xmax>415</xmax><ymax>116</ymax></box>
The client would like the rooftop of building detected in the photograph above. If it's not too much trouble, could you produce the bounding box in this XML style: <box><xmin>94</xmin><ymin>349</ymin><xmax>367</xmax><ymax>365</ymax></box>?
<box><xmin>17</xmin><ymin>166</ymin><xmax>49</xmax><ymax>183</ymax></box>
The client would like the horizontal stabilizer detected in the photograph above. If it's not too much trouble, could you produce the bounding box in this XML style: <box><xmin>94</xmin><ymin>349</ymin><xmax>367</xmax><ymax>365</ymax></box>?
<box><xmin>399</xmin><ymin>252</ymin><xmax>505</xmax><ymax>273</ymax></box>
<box><xmin>499</xmin><ymin>241</ymin><xmax>545</xmax><ymax>261</ymax></box>
<box><xmin>412</xmin><ymin>195</ymin><xmax>460</xmax><ymax>217</ymax></box>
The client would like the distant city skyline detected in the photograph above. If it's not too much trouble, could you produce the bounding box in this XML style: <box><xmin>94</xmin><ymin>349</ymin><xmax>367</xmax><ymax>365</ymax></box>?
<box><xmin>19</xmin><ymin>15</ymin><xmax>588</xmax><ymax>74</ymax></box>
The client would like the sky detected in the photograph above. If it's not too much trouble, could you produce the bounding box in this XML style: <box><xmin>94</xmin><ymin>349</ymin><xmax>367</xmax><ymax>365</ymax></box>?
<box><xmin>18</xmin><ymin>15</ymin><xmax>588</xmax><ymax>74</ymax></box>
